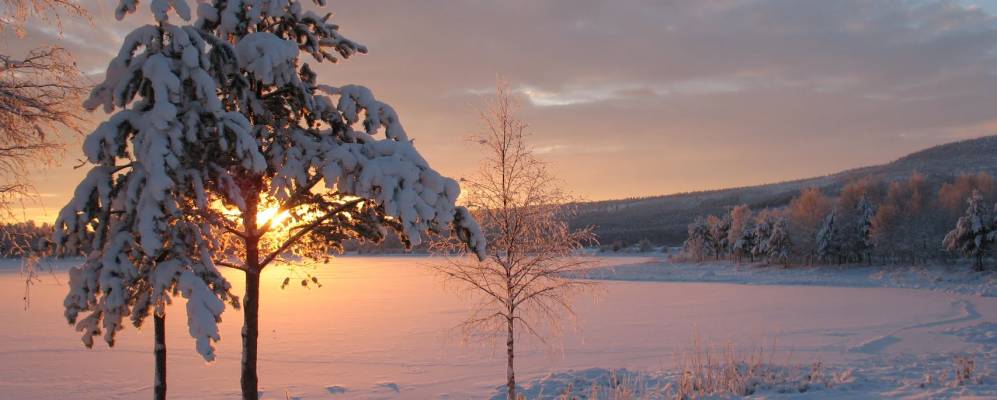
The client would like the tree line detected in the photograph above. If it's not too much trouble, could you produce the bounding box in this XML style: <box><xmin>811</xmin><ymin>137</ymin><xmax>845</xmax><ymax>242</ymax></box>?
<box><xmin>0</xmin><ymin>221</ymin><xmax>53</xmax><ymax>258</ymax></box>
<box><xmin>681</xmin><ymin>172</ymin><xmax>997</xmax><ymax>271</ymax></box>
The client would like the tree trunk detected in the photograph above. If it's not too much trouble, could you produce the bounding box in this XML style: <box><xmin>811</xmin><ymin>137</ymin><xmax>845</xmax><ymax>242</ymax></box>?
<box><xmin>241</xmin><ymin>195</ymin><xmax>261</xmax><ymax>400</ymax></box>
<box><xmin>975</xmin><ymin>254</ymin><xmax>984</xmax><ymax>272</ymax></box>
<box><xmin>241</xmin><ymin>270</ymin><xmax>260</xmax><ymax>400</ymax></box>
<box><xmin>506</xmin><ymin>317</ymin><xmax>516</xmax><ymax>400</ymax></box>
<box><xmin>154</xmin><ymin>313</ymin><xmax>166</xmax><ymax>400</ymax></box>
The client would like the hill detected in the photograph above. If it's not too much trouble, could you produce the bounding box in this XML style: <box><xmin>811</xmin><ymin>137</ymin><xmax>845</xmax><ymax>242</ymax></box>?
<box><xmin>571</xmin><ymin>135</ymin><xmax>997</xmax><ymax>246</ymax></box>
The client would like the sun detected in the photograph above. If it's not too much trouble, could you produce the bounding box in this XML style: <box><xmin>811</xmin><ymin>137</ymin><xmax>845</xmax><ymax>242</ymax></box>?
<box><xmin>257</xmin><ymin>206</ymin><xmax>291</xmax><ymax>227</ymax></box>
<box><xmin>215</xmin><ymin>194</ymin><xmax>361</xmax><ymax>235</ymax></box>
<box><xmin>216</xmin><ymin>199</ymin><xmax>294</xmax><ymax>230</ymax></box>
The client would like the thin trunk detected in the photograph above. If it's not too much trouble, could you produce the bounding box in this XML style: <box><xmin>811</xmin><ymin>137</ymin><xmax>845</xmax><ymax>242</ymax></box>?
<box><xmin>506</xmin><ymin>317</ymin><xmax>516</xmax><ymax>400</ymax></box>
<box><xmin>241</xmin><ymin>272</ymin><xmax>260</xmax><ymax>400</ymax></box>
<box><xmin>154</xmin><ymin>313</ymin><xmax>166</xmax><ymax>400</ymax></box>
<box><xmin>242</xmin><ymin>197</ymin><xmax>261</xmax><ymax>400</ymax></box>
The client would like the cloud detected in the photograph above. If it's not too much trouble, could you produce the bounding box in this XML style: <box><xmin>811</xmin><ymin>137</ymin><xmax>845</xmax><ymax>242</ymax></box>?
<box><xmin>534</xmin><ymin>144</ymin><xmax>570</xmax><ymax>154</ymax></box>
<box><xmin>534</xmin><ymin>144</ymin><xmax>626</xmax><ymax>155</ymax></box>
<box><xmin>517</xmin><ymin>84</ymin><xmax>637</xmax><ymax>106</ymax></box>
<box><xmin>515</xmin><ymin>77</ymin><xmax>754</xmax><ymax>107</ymax></box>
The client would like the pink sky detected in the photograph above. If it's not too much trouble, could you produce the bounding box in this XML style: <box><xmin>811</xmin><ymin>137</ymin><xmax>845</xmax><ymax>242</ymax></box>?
<box><xmin>8</xmin><ymin>0</ymin><xmax>997</xmax><ymax>223</ymax></box>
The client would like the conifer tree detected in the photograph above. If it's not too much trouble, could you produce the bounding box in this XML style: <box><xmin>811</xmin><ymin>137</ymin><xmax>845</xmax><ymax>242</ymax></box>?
<box><xmin>855</xmin><ymin>197</ymin><xmax>875</xmax><ymax>263</ymax></box>
<box><xmin>732</xmin><ymin>220</ymin><xmax>756</xmax><ymax>262</ymax></box>
<box><xmin>816</xmin><ymin>209</ymin><xmax>839</xmax><ymax>263</ymax></box>
<box><xmin>55</xmin><ymin>6</ymin><xmax>240</xmax><ymax>398</ymax></box>
<box><xmin>750</xmin><ymin>212</ymin><xmax>775</xmax><ymax>261</ymax></box>
<box><xmin>943</xmin><ymin>190</ymin><xmax>992</xmax><ymax>271</ymax></box>
<box><xmin>766</xmin><ymin>217</ymin><xmax>792</xmax><ymax>267</ymax></box>
<box><xmin>55</xmin><ymin>2</ymin><xmax>485</xmax><ymax>399</ymax></box>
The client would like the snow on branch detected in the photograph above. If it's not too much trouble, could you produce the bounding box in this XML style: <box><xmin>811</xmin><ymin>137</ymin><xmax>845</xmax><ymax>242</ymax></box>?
<box><xmin>57</xmin><ymin>0</ymin><xmax>485</xmax><ymax>366</ymax></box>
<box><xmin>56</xmin><ymin>15</ymin><xmax>245</xmax><ymax>361</ymax></box>
<box><xmin>235</xmin><ymin>32</ymin><xmax>299</xmax><ymax>85</ymax></box>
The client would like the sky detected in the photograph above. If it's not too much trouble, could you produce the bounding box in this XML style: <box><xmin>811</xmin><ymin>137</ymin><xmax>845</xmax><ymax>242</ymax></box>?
<box><xmin>6</xmin><ymin>0</ymin><xmax>997</xmax><ymax>222</ymax></box>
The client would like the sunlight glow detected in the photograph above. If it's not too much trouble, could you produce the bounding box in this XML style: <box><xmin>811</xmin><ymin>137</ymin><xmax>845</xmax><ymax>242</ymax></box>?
<box><xmin>213</xmin><ymin>200</ymin><xmax>296</xmax><ymax>236</ymax></box>
<box><xmin>257</xmin><ymin>206</ymin><xmax>291</xmax><ymax>228</ymax></box>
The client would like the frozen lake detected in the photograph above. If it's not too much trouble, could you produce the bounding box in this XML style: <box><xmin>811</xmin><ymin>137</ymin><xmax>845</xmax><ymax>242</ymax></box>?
<box><xmin>0</xmin><ymin>256</ymin><xmax>994</xmax><ymax>399</ymax></box>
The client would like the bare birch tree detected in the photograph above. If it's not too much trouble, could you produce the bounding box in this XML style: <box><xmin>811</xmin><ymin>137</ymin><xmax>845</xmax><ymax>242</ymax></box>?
<box><xmin>1</xmin><ymin>0</ymin><xmax>88</xmax><ymax>315</ymax></box>
<box><xmin>0</xmin><ymin>47</ymin><xmax>85</xmax><ymax>206</ymax></box>
<box><xmin>433</xmin><ymin>81</ymin><xmax>596</xmax><ymax>400</ymax></box>
<box><xmin>1</xmin><ymin>0</ymin><xmax>88</xmax><ymax>322</ymax></box>
<box><xmin>0</xmin><ymin>0</ymin><xmax>87</xmax><ymax>36</ymax></box>
<box><xmin>0</xmin><ymin>0</ymin><xmax>88</xmax><ymax>210</ymax></box>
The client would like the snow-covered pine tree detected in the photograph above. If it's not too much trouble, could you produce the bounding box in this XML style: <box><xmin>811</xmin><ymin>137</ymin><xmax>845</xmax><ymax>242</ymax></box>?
<box><xmin>55</xmin><ymin>5</ymin><xmax>241</xmax><ymax>399</ymax></box>
<box><xmin>750</xmin><ymin>212</ymin><xmax>774</xmax><ymax>261</ymax></box>
<box><xmin>855</xmin><ymin>197</ymin><xmax>875</xmax><ymax>263</ymax></box>
<box><xmin>732</xmin><ymin>220</ymin><xmax>756</xmax><ymax>262</ymax></box>
<box><xmin>92</xmin><ymin>0</ymin><xmax>485</xmax><ymax>399</ymax></box>
<box><xmin>766</xmin><ymin>217</ymin><xmax>792</xmax><ymax>267</ymax></box>
<box><xmin>816</xmin><ymin>209</ymin><xmax>839</xmax><ymax>263</ymax></box>
<box><xmin>58</xmin><ymin>2</ymin><xmax>486</xmax><ymax>399</ymax></box>
<box><xmin>943</xmin><ymin>190</ymin><xmax>992</xmax><ymax>271</ymax></box>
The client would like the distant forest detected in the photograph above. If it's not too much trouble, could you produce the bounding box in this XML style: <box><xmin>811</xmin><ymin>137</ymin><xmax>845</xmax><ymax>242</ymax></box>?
<box><xmin>0</xmin><ymin>221</ymin><xmax>53</xmax><ymax>258</ymax></box>
<box><xmin>571</xmin><ymin>135</ymin><xmax>997</xmax><ymax>248</ymax></box>
<box><xmin>678</xmin><ymin>172</ymin><xmax>997</xmax><ymax>269</ymax></box>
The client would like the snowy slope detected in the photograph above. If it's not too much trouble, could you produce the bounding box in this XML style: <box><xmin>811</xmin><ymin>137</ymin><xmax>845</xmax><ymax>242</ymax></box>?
<box><xmin>572</xmin><ymin>135</ymin><xmax>997</xmax><ymax>245</ymax></box>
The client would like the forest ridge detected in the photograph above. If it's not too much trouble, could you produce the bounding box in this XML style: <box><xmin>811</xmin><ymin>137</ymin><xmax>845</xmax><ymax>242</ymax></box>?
<box><xmin>574</xmin><ymin>135</ymin><xmax>997</xmax><ymax>247</ymax></box>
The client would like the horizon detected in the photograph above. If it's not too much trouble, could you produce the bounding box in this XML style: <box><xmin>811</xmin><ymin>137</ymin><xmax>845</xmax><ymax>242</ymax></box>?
<box><xmin>10</xmin><ymin>132</ymin><xmax>993</xmax><ymax>224</ymax></box>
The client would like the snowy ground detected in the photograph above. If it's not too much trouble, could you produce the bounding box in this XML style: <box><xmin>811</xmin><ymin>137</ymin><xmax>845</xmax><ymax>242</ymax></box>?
<box><xmin>572</xmin><ymin>256</ymin><xmax>997</xmax><ymax>297</ymax></box>
<box><xmin>0</xmin><ymin>256</ymin><xmax>994</xmax><ymax>399</ymax></box>
<box><xmin>526</xmin><ymin>256</ymin><xmax>997</xmax><ymax>399</ymax></box>
<box><xmin>505</xmin><ymin>347</ymin><xmax>997</xmax><ymax>399</ymax></box>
